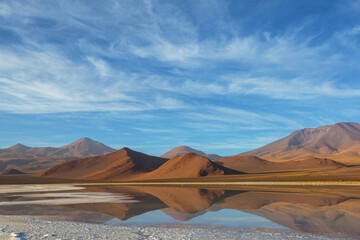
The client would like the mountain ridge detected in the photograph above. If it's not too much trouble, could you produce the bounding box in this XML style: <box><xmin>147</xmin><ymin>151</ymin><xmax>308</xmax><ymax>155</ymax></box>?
<box><xmin>0</xmin><ymin>137</ymin><xmax>115</xmax><ymax>172</ymax></box>
<box><xmin>239</xmin><ymin>122</ymin><xmax>360</xmax><ymax>164</ymax></box>
<box><xmin>39</xmin><ymin>147</ymin><xmax>168</xmax><ymax>180</ymax></box>
<box><xmin>140</xmin><ymin>152</ymin><xmax>244</xmax><ymax>180</ymax></box>
<box><xmin>215</xmin><ymin>155</ymin><xmax>346</xmax><ymax>173</ymax></box>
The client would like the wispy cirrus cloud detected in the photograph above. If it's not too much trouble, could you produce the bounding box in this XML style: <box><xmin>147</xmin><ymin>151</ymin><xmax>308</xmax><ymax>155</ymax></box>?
<box><xmin>132</xmin><ymin>127</ymin><xmax>172</xmax><ymax>133</ymax></box>
<box><xmin>1</xmin><ymin>0</ymin><xmax>360</xmax><ymax>113</ymax></box>
<box><xmin>1</xmin><ymin>0</ymin><xmax>360</xmax><ymax>155</ymax></box>
<box><xmin>183</xmin><ymin>106</ymin><xmax>303</xmax><ymax>131</ymax></box>
<box><xmin>0</xmin><ymin>46</ymin><xmax>187</xmax><ymax>113</ymax></box>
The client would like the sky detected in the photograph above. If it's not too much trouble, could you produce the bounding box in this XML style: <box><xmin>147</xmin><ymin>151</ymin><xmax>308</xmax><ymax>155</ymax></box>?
<box><xmin>1</xmin><ymin>0</ymin><xmax>360</xmax><ymax>156</ymax></box>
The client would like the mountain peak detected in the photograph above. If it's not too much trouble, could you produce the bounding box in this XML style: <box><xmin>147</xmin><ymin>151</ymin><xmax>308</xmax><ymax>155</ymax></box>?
<box><xmin>71</xmin><ymin>137</ymin><xmax>96</xmax><ymax>144</ymax></box>
<box><xmin>40</xmin><ymin>146</ymin><xmax>168</xmax><ymax>180</ymax></box>
<box><xmin>141</xmin><ymin>152</ymin><xmax>243</xmax><ymax>180</ymax></box>
<box><xmin>8</xmin><ymin>143</ymin><xmax>31</xmax><ymax>152</ymax></box>
<box><xmin>116</xmin><ymin>147</ymin><xmax>137</xmax><ymax>157</ymax></box>
<box><xmin>120</xmin><ymin>147</ymin><xmax>131</xmax><ymax>152</ymax></box>
<box><xmin>240</xmin><ymin>122</ymin><xmax>360</xmax><ymax>164</ymax></box>
<box><xmin>177</xmin><ymin>145</ymin><xmax>197</xmax><ymax>150</ymax></box>
<box><xmin>161</xmin><ymin>146</ymin><xmax>221</xmax><ymax>160</ymax></box>
<box><xmin>53</xmin><ymin>137</ymin><xmax>115</xmax><ymax>158</ymax></box>
<box><xmin>161</xmin><ymin>146</ymin><xmax>206</xmax><ymax>159</ymax></box>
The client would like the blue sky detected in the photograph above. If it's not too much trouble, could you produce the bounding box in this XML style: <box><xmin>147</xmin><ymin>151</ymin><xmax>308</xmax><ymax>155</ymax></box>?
<box><xmin>1</xmin><ymin>0</ymin><xmax>360</xmax><ymax>156</ymax></box>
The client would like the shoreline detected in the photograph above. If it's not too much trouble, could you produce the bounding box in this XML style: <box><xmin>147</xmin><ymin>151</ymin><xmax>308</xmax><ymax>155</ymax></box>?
<box><xmin>5</xmin><ymin>181</ymin><xmax>357</xmax><ymax>187</ymax></box>
<box><xmin>1</xmin><ymin>178</ymin><xmax>360</xmax><ymax>187</ymax></box>
<box><xmin>74</xmin><ymin>181</ymin><xmax>360</xmax><ymax>186</ymax></box>
<box><xmin>0</xmin><ymin>215</ymin><xmax>353</xmax><ymax>240</ymax></box>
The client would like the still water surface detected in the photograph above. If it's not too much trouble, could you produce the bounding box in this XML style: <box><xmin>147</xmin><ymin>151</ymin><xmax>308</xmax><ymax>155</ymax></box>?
<box><xmin>0</xmin><ymin>184</ymin><xmax>358</xmax><ymax>237</ymax></box>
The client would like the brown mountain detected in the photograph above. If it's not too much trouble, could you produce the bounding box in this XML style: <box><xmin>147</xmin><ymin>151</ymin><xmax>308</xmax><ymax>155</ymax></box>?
<box><xmin>0</xmin><ymin>138</ymin><xmax>115</xmax><ymax>172</ymax></box>
<box><xmin>7</xmin><ymin>143</ymin><xmax>32</xmax><ymax>153</ymax></box>
<box><xmin>215</xmin><ymin>155</ymin><xmax>277</xmax><ymax>173</ymax></box>
<box><xmin>140</xmin><ymin>153</ymin><xmax>244</xmax><ymax>180</ymax></box>
<box><xmin>39</xmin><ymin>147</ymin><xmax>168</xmax><ymax>180</ymax></box>
<box><xmin>279</xmin><ymin>157</ymin><xmax>346</xmax><ymax>169</ymax></box>
<box><xmin>2</xmin><ymin>168</ymin><xmax>25</xmax><ymax>175</ymax></box>
<box><xmin>51</xmin><ymin>137</ymin><xmax>115</xmax><ymax>158</ymax></box>
<box><xmin>215</xmin><ymin>155</ymin><xmax>346</xmax><ymax>173</ymax></box>
<box><xmin>240</xmin><ymin>122</ymin><xmax>360</xmax><ymax>164</ymax></box>
<box><xmin>161</xmin><ymin>146</ymin><xmax>221</xmax><ymax>160</ymax></box>
<box><xmin>4</xmin><ymin>143</ymin><xmax>58</xmax><ymax>156</ymax></box>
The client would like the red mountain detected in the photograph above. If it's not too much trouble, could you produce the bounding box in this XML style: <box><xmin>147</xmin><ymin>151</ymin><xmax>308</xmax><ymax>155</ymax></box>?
<box><xmin>39</xmin><ymin>147</ymin><xmax>168</xmax><ymax>180</ymax></box>
<box><xmin>240</xmin><ymin>122</ymin><xmax>360</xmax><ymax>164</ymax></box>
<box><xmin>51</xmin><ymin>137</ymin><xmax>115</xmax><ymax>158</ymax></box>
<box><xmin>140</xmin><ymin>153</ymin><xmax>244</xmax><ymax>180</ymax></box>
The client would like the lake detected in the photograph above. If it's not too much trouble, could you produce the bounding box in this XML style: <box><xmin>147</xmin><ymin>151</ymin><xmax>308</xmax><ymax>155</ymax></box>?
<box><xmin>0</xmin><ymin>184</ymin><xmax>358</xmax><ymax>238</ymax></box>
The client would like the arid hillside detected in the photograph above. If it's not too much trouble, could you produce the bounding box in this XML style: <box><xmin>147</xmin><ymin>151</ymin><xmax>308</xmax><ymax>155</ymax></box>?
<box><xmin>39</xmin><ymin>147</ymin><xmax>168</xmax><ymax>180</ymax></box>
<box><xmin>0</xmin><ymin>138</ymin><xmax>115</xmax><ymax>172</ymax></box>
<box><xmin>240</xmin><ymin>122</ymin><xmax>360</xmax><ymax>164</ymax></box>
<box><xmin>140</xmin><ymin>153</ymin><xmax>244</xmax><ymax>180</ymax></box>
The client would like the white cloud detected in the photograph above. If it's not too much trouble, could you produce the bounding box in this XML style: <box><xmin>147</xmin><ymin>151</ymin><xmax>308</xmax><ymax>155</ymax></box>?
<box><xmin>0</xmin><ymin>3</ymin><xmax>10</xmax><ymax>17</ymax></box>
<box><xmin>227</xmin><ymin>77</ymin><xmax>360</xmax><ymax>99</ymax></box>
<box><xmin>155</xmin><ymin>95</ymin><xmax>187</xmax><ymax>110</ymax></box>
<box><xmin>0</xmin><ymin>0</ymin><xmax>359</xmax><ymax>116</ymax></box>
<box><xmin>87</xmin><ymin>56</ymin><xmax>111</xmax><ymax>79</ymax></box>
<box><xmin>131</xmin><ymin>42</ymin><xmax>200</xmax><ymax>64</ymax></box>
<box><xmin>0</xmin><ymin>48</ymin><xmax>151</xmax><ymax>113</ymax></box>
<box><xmin>159</xmin><ymin>75</ymin><xmax>360</xmax><ymax>100</ymax></box>
<box><xmin>133</xmin><ymin>127</ymin><xmax>172</xmax><ymax>133</ymax></box>
<box><xmin>183</xmin><ymin>105</ymin><xmax>303</xmax><ymax>132</ymax></box>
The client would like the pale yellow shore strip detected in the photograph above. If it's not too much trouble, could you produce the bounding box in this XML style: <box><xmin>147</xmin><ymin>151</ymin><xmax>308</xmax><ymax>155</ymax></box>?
<box><xmin>71</xmin><ymin>181</ymin><xmax>360</xmax><ymax>186</ymax></box>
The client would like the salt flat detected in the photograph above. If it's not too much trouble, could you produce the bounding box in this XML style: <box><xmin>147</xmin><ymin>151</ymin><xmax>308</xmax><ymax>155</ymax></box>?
<box><xmin>0</xmin><ymin>215</ymin><xmax>353</xmax><ymax>240</ymax></box>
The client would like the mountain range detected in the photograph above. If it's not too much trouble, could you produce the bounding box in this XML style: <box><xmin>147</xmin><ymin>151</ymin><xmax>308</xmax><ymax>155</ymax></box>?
<box><xmin>40</xmin><ymin>151</ymin><xmax>241</xmax><ymax>180</ymax></box>
<box><xmin>2</xmin><ymin>122</ymin><xmax>360</xmax><ymax>180</ymax></box>
<box><xmin>40</xmin><ymin>148</ymin><xmax>167</xmax><ymax>180</ymax></box>
<box><xmin>141</xmin><ymin>153</ymin><xmax>242</xmax><ymax>180</ymax></box>
<box><xmin>0</xmin><ymin>137</ymin><xmax>115</xmax><ymax>172</ymax></box>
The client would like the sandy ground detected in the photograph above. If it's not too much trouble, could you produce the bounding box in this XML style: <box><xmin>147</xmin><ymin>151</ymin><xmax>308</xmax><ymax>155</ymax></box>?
<box><xmin>0</xmin><ymin>215</ymin><xmax>354</xmax><ymax>240</ymax></box>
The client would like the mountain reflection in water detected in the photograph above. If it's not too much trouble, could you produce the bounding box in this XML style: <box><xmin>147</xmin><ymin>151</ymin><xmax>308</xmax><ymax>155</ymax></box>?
<box><xmin>0</xmin><ymin>185</ymin><xmax>359</xmax><ymax>236</ymax></box>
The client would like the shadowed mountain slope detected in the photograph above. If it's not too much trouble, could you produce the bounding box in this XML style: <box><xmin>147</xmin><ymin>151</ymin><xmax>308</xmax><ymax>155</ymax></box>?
<box><xmin>2</xmin><ymin>168</ymin><xmax>25</xmax><ymax>175</ymax></box>
<box><xmin>39</xmin><ymin>148</ymin><xmax>168</xmax><ymax>180</ymax></box>
<box><xmin>215</xmin><ymin>155</ymin><xmax>274</xmax><ymax>173</ymax></box>
<box><xmin>140</xmin><ymin>153</ymin><xmax>244</xmax><ymax>180</ymax></box>
<box><xmin>161</xmin><ymin>146</ymin><xmax>221</xmax><ymax>160</ymax></box>
<box><xmin>215</xmin><ymin>155</ymin><xmax>346</xmax><ymax>173</ymax></box>
<box><xmin>240</xmin><ymin>122</ymin><xmax>360</xmax><ymax>164</ymax></box>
